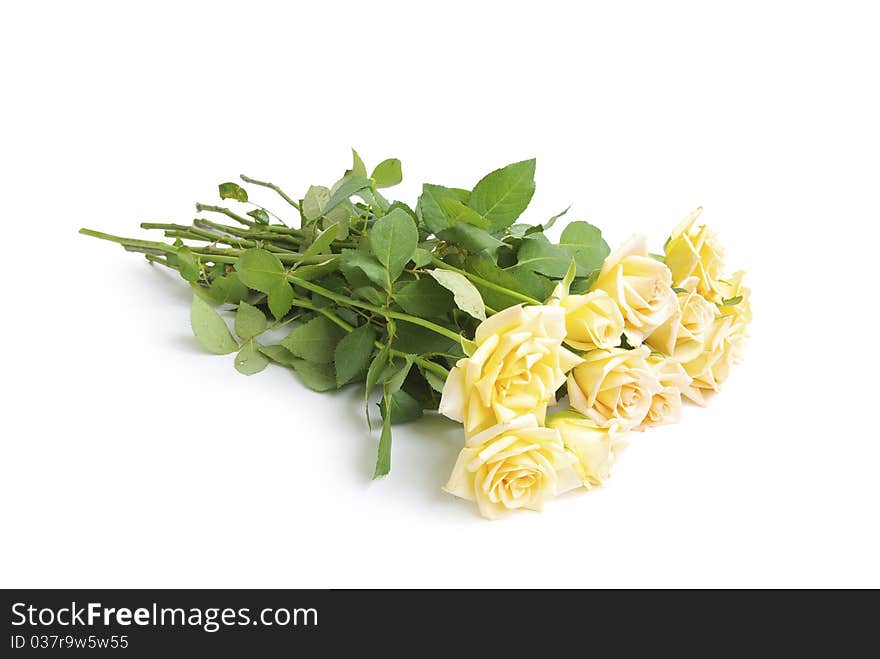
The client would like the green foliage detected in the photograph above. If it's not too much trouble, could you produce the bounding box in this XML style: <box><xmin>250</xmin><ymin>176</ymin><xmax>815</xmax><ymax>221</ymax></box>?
<box><xmin>468</xmin><ymin>159</ymin><xmax>536</xmax><ymax>230</ymax></box>
<box><xmin>190</xmin><ymin>295</ymin><xmax>239</xmax><ymax>355</ymax></box>
<box><xmin>291</xmin><ymin>360</ymin><xmax>337</xmax><ymax>392</ymax></box>
<box><xmin>247</xmin><ymin>208</ymin><xmax>270</xmax><ymax>225</ymax></box>
<box><xmin>370</xmin><ymin>208</ymin><xmax>418</xmax><ymax>282</ymax></box>
<box><xmin>234</xmin><ymin>301</ymin><xmax>267</xmax><ymax>340</ymax></box>
<box><xmin>219</xmin><ymin>182</ymin><xmax>248</xmax><ymax>202</ymax></box>
<box><xmin>282</xmin><ymin>316</ymin><xmax>346</xmax><ymax>364</ymax></box>
<box><xmin>559</xmin><ymin>221</ymin><xmax>609</xmax><ymax>275</ymax></box>
<box><xmin>235</xmin><ymin>342</ymin><xmax>269</xmax><ymax>375</ymax></box>
<box><xmin>87</xmin><ymin>152</ymin><xmax>638</xmax><ymax>480</ymax></box>
<box><xmin>335</xmin><ymin>324</ymin><xmax>377</xmax><ymax>386</ymax></box>
<box><xmin>371</xmin><ymin>158</ymin><xmax>403</xmax><ymax>188</ymax></box>
<box><xmin>394</xmin><ymin>278</ymin><xmax>454</xmax><ymax>318</ymax></box>
<box><xmin>427</xmin><ymin>269</ymin><xmax>486</xmax><ymax>320</ymax></box>
<box><xmin>302</xmin><ymin>185</ymin><xmax>331</xmax><ymax>222</ymax></box>
<box><xmin>234</xmin><ymin>248</ymin><xmax>285</xmax><ymax>293</ymax></box>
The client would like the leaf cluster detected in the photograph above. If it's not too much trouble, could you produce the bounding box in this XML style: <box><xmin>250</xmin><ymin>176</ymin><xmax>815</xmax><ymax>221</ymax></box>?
<box><xmin>99</xmin><ymin>150</ymin><xmax>611</xmax><ymax>477</ymax></box>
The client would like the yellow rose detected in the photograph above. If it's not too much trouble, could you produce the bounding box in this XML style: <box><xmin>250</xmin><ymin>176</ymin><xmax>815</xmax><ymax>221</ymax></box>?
<box><xmin>443</xmin><ymin>414</ymin><xmax>581</xmax><ymax>519</ymax></box>
<box><xmin>717</xmin><ymin>270</ymin><xmax>751</xmax><ymax>363</ymax></box>
<box><xmin>681</xmin><ymin>315</ymin><xmax>736</xmax><ymax>406</ymax></box>
<box><xmin>646</xmin><ymin>276</ymin><xmax>718</xmax><ymax>363</ymax></box>
<box><xmin>439</xmin><ymin>304</ymin><xmax>582</xmax><ymax>438</ymax></box>
<box><xmin>557</xmin><ymin>289</ymin><xmax>625</xmax><ymax>351</ymax></box>
<box><xmin>664</xmin><ymin>207</ymin><xmax>725</xmax><ymax>299</ymax></box>
<box><xmin>593</xmin><ymin>235</ymin><xmax>677</xmax><ymax>346</ymax></box>
<box><xmin>567</xmin><ymin>345</ymin><xmax>661</xmax><ymax>431</ymax></box>
<box><xmin>547</xmin><ymin>411</ymin><xmax>626</xmax><ymax>488</ymax></box>
<box><xmin>637</xmin><ymin>355</ymin><xmax>692</xmax><ymax>429</ymax></box>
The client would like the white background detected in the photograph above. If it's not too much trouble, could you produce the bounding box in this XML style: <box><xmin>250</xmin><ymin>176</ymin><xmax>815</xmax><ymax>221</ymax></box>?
<box><xmin>2</xmin><ymin>1</ymin><xmax>878</xmax><ymax>588</ymax></box>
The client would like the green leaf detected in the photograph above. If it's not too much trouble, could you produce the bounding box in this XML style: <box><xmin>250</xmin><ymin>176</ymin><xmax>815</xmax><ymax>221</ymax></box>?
<box><xmin>379</xmin><ymin>389</ymin><xmax>423</xmax><ymax>424</ymax></box>
<box><xmin>543</xmin><ymin>205</ymin><xmax>571</xmax><ymax>231</ymax></box>
<box><xmin>366</xmin><ymin>340</ymin><xmax>389</xmax><ymax>392</ymax></box>
<box><xmin>371</xmin><ymin>158</ymin><xmax>403</xmax><ymax>188</ymax></box>
<box><xmin>417</xmin><ymin>183</ymin><xmax>458</xmax><ymax>233</ymax></box>
<box><xmin>423</xmin><ymin>368</ymin><xmax>447</xmax><ymax>393</ymax></box>
<box><xmin>190</xmin><ymin>295</ymin><xmax>239</xmax><ymax>355</ymax></box>
<box><xmin>439</xmin><ymin>197</ymin><xmax>490</xmax><ymax>229</ymax></box>
<box><xmin>394</xmin><ymin>278</ymin><xmax>454</xmax><ymax>318</ymax></box>
<box><xmin>303</xmin><ymin>222</ymin><xmax>339</xmax><ymax>258</ymax></box>
<box><xmin>721</xmin><ymin>295</ymin><xmax>743</xmax><ymax>306</ymax></box>
<box><xmin>340</xmin><ymin>249</ymin><xmax>389</xmax><ymax>290</ymax></box>
<box><xmin>559</xmin><ymin>221</ymin><xmax>610</xmax><ymax>275</ymax></box>
<box><xmin>386</xmin><ymin>357</ymin><xmax>414</xmax><ymax>394</ymax></box>
<box><xmin>267</xmin><ymin>279</ymin><xmax>294</xmax><ymax>319</ymax></box>
<box><xmin>437</xmin><ymin>223</ymin><xmax>505</xmax><ymax>255</ymax></box>
<box><xmin>302</xmin><ymin>185</ymin><xmax>331</xmax><ymax>222</ymax></box>
<box><xmin>259</xmin><ymin>344</ymin><xmax>299</xmax><ymax>367</ymax></box>
<box><xmin>393</xmin><ymin>320</ymin><xmax>458</xmax><ymax>355</ymax></box>
<box><xmin>466</xmin><ymin>255</ymin><xmax>551</xmax><ymax>307</ymax></box>
<box><xmin>247</xmin><ymin>208</ymin><xmax>270</xmax><ymax>225</ymax></box>
<box><xmin>335</xmin><ymin>324</ymin><xmax>377</xmax><ymax>386</ymax></box>
<box><xmin>219</xmin><ymin>182</ymin><xmax>248</xmax><ymax>203</ymax></box>
<box><xmin>516</xmin><ymin>235</ymin><xmax>572</xmax><ymax>278</ymax></box>
<box><xmin>323</xmin><ymin>176</ymin><xmax>372</xmax><ymax>215</ymax></box>
<box><xmin>206</xmin><ymin>272</ymin><xmax>249</xmax><ymax>304</ymax></box>
<box><xmin>672</xmin><ymin>287</ymin><xmax>688</xmax><ymax>294</ymax></box>
<box><xmin>353</xmin><ymin>285</ymin><xmax>386</xmax><ymax>305</ymax></box>
<box><xmin>450</xmin><ymin>187</ymin><xmax>471</xmax><ymax>203</ymax></box>
<box><xmin>351</xmin><ymin>148</ymin><xmax>367</xmax><ymax>178</ymax></box>
<box><xmin>291</xmin><ymin>259</ymin><xmax>338</xmax><ymax>282</ymax></box>
<box><xmin>570</xmin><ymin>274</ymin><xmax>598</xmax><ymax>294</ymax></box>
<box><xmin>234</xmin><ymin>248</ymin><xmax>285</xmax><ymax>293</ymax></box>
<box><xmin>234</xmin><ymin>301</ymin><xmax>267</xmax><ymax>340</ymax></box>
<box><xmin>365</xmin><ymin>344</ymin><xmax>390</xmax><ymax>429</ymax></box>
<box><xmin>281</xmin><ymin>315</ymin><xmax>345</xmax><ymax>364</ymax></box>
<box><xmin>291</xmin><ymin>359</ymin><xmax>337</xmax><ymax>391</ymax></box>
<box><xmin>426</xmin><ymin>269</ymin><xmax>486</xmax><ymax>321</ymax></box>
<box><xmin>234</xmin><ymin>341</ymin><xmax>269</xmax><ymax>375</ymax></box>
<box><xmin>370</xmin><ymin>208</ymin><xmax>418</xmax><ymax>282</ymax></box>
<box><xmin>176</xmin><ymin>246</ymin><xmax>200</xmax><ymax>283</ymax></box>
<box><xmin>374</xmin><ymin>393</ymin><xmax>393</xmax><ymax>478</ymax></box>
<box><xmin>468</xmin><ymin>159</ymin><xmax>536</xmax><ymax>230</ymax></box>
<box><xmin>412</xmin><ymin>247</ymin><xmax>433</xmax><ymax>267</ymax></box>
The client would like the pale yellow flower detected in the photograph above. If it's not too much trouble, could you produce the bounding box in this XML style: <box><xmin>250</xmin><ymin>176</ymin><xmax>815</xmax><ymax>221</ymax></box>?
<box><xmin>443</xmin><ymin>414</ymin><xmax>581</xmax><ymax>519</ymax></box>
<box><xmin>681</xmin><ymin>315</ymin><xmax>736</xmax><ymax>405</ymax></box>
<box><xmin>664</xmin><ymin>207</ymin><xmax>725</xmax><ymax>299</ymax></box>
<box><xmin>567</xmin><ymin>345</ymin><xmax>661</xmax><ymax>431</ymax></box>
<box><xmin>637</xmin><ymin>355</ymin><xmax>692</xmax><ymax>429</ymax></box>
<box><xmin>716</xmin><ymin>270</ymin><xmax>751</xmax><ymax>363</ymax></box>
<box><xmin>593</xmin><ymin>235</ymin><xmax>677</xmax><ymax>346</ymax></box>
<box><xmin>646</xmin><ymin>276</ymin><xmax>718</xmax><ymax>363</ymax></box>
<box><xmin>547</xmin><ymin>411</ymin><xmax>626</xmax><ymax>488</ymax></box>
<box><xmin>557</xmin><ymin>289</ymin><xmax>625</xmax><ymax>351</ymax></box>
<box><xmin>439</xmin><ymin>305</ymin><xmax>582</xmax><ymax>438</ymax></box>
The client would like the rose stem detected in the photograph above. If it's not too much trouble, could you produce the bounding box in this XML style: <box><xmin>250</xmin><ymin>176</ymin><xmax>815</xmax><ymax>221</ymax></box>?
<box><xmin>239</xmin><ymin>174</ymin><xmax>301</xmax><ymax>210</ymax></box>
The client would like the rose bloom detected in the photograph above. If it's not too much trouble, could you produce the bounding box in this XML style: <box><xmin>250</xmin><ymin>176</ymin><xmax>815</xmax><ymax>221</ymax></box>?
<box><xmin>636</xmin><ymin>355</ymin><xmax>692</xmax><ymax>430</ymax></box>
<box><xmin>567</xmin><ymin>345</ymin><xmax>661</xmax><ymax>431</ymax></box>
<box><xmin>716</xmin><ymin>270</ymin><xmax>751</xmax><ymax>363</ymax></box>
<box><xmin>681</xmin><ymin>315</ymin><xmax>736</xmax><ymax>405</ymax></box>
<box><xmin>646</xmin><ymin>276</ymin><xmax>718</xmax><ymax>363</ymax></box>
<box><xmin>547</xmin><ymin>411</ymin><xmax>626</xmax><ymax>488</ymax></box>
<box><xmin>558</xmin><ymin>289</ymin><xmax>625</xmax><ymax>351</ymax></box>
<box><xmin>593</xmin><ymin>235</ymin><xmax>677</xmax><ymax>346</ymax></box>
<box><xmin>443</xmin><ymin>414</ymin><xmax>581</xmax><ymax>519</ymax></box>
<box><xmin>439</xmin><ymin>304</ymin><xmax>582</xmax><ymax>438</ymax></box>
<box><xmin>664</xmin><ymin>207</ymin><xmax>725</xmax><ymax>300</ymax></box>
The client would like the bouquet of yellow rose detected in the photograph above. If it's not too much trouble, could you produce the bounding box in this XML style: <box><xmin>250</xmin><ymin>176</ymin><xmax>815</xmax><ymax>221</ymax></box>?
<box><xmin>81</xmin><ymin>152</ymin><xmax>751</xmax><ymax>519</ymax></box>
